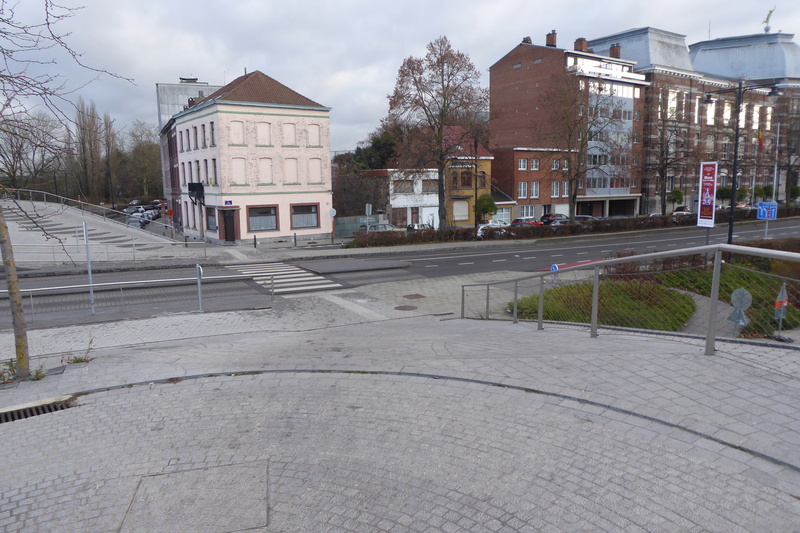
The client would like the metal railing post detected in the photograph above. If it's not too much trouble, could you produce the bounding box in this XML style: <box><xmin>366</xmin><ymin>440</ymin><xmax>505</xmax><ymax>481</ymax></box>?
<box><xmin>83</xmin><ymin>222</ymin><xmax>95</xmax><ymax>315</ymax></box>
<box><xmin>705</xmin><ymin>249</ymin><xmax>724</xmax><ymax>355</ymax></box>
<box><xmin>537</xmin><ymin>276</ymin><xmax>545</xmax><ymax>330</ymax></box>
<box><xmin>196</xmin><ymin>264</ymin><xmax>203</xmax><ymax>311</ymax></box>
<box><xmin>590</xmin><ymin>266</ymin><xmax>600</xmax><ymax>338</ymax></box>
<box><xmin>485</xmin><ymin>284</ymin><xmax>490</xmax><ymax>319</ymax></box>
<box><xmin>512</xmin><ymin>280</ymin><xmax>518</xmax><ymax>324</ymax></box>
<box><xmin>461</xmin><ymin>285</ymin><xmax>465</xmax><ymax>318</ymax></box>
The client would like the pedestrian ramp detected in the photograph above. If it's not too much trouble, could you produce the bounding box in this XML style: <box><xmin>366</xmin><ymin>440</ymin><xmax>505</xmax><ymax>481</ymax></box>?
<box><xmin>225</xmin><ymin>262</ymin><xmax>344</xmax><ymax>294</ymax></box>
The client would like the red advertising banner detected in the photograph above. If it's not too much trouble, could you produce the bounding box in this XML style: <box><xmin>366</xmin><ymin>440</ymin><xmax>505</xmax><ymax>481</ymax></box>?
<box><xmin>698</xmin><ymin>162</ymin><xmax>717</xmax><ymax>228</ymax></box>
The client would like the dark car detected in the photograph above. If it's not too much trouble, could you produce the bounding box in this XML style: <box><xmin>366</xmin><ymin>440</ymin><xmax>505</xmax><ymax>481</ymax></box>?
<box><xmin>540</xmin><ymin>213</ymin><xmax>568</xmax><ymax>225</ymax></box>
<box><xmin>406</xmin><ymin>223</ymin><xmax>434</xmax><ymax>232</ymax></box>
<box><xmin>510</xmin><ymin>217</ymin><xmax>544</xmax><ymax>227</ymax></box>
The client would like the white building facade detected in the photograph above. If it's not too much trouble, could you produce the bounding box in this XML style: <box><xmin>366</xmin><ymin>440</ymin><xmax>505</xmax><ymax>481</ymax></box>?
<box><xmin>163</xmin><ymin>71</ymin><xmax>333</xmax><ymax>244</ymax></box>
<box><xmin>387</xmin><ymin>169</ymin><xmax>440</xmax><ymax>229</ymax></box>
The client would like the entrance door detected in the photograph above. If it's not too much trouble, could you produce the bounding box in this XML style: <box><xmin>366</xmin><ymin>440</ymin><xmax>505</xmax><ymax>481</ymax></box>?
<box><xmin>223</xmin><ymin>210</ymin><xmax>236</xmax><ymax>242</ymax></box>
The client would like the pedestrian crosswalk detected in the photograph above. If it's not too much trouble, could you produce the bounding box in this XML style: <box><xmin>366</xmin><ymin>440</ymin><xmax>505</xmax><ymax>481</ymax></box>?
<box><xmin>226</xmin><ymin>262</ymin><xmax>344</xmax><ymax>294</ymax></box>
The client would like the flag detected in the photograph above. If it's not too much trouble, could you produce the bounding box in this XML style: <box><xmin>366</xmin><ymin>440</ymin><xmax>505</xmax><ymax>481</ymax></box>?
<box><xmin>758</xmin><ymin>129</ymin><xmax>764</xmax><ymax>152</ymax></box>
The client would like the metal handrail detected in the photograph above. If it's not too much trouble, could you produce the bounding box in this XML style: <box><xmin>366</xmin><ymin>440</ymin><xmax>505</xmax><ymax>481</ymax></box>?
<box><xmin>461</xmin><ymin>243</ymin><xmax>800</xmax><ymax>355</ymax></box>
<box><xmin>0</xmin><ymin>274</ymin><xmax>252</xmax><ymax>296</ymax></box>
<box><xmin>461</xmin><ymin>244</ymin><xmax>800</xmax><ymax>290</ymax></box>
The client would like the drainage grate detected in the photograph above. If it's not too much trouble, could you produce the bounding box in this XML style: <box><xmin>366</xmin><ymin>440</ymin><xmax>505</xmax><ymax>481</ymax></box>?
<box><xmin>0</xmin><ymin>398</ymin><xmax>74</xmax><ymax>425</ymax></box>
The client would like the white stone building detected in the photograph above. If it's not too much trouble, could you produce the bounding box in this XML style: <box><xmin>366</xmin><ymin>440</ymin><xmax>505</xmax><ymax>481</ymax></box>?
<box><xmin>161</xmin><ymin>71</ymin><xmax>333</xmax><ymax>244</ymax></box>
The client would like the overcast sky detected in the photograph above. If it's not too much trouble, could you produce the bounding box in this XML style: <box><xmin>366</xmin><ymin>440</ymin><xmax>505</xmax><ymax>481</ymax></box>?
<box><xmin>18</xmin><ymin>0</ymin><xmax>800</xmax><ymax>152</ymax></box>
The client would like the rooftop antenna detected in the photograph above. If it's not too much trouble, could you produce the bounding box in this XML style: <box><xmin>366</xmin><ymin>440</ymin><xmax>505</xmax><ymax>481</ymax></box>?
<box><xmin>763</xmin><ymin>7</ymin><xmax>775</xmax><ymax>32</ymax></box>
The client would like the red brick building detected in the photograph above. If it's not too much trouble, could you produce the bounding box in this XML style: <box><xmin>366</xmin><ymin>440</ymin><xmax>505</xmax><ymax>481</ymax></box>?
<box><xmin>490</xmin><ymin>32</ymin><xmax>648</xmax><ymax>219</ymax></box>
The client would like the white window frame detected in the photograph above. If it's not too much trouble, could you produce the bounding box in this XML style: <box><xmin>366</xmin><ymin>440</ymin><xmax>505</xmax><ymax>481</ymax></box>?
<box><xmin>530</xmin><ymin>181</ymin><xmax>539</xmax><ymax>199</ymax></box>
<box><xmin>551</xmin><ymin>159</ymin><xmax>560</xmax><ymax>171</ymax></box>
<box><xmin>563</xmin><ymin>181</ymin><xmax>570</xmax><ymax>197</ymax></box>
<box><xmin>530</xmin><ymin>158</ymin><xmax>540</xmax><ymax>171</ymax></box>
<box><xmin>551</xmin><ymin>182</ymin><xmax>560</xmax><ymax>198</ymax></box>
<box><xmin>518</xmin><ymin>158</ymin><xmax>528</xmax><ymax>171</ymax></box>
<box><xmin>518</xmin><ymin>181</ymin><xmax>528</xmax><ymax>199</ymax></box>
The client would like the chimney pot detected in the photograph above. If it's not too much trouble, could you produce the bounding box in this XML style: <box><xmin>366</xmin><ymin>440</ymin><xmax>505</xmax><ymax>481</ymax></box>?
<box><xmin>546</xmin><ymin>30</ymin><xmax>557</xmax><ymax>47</ymax></box>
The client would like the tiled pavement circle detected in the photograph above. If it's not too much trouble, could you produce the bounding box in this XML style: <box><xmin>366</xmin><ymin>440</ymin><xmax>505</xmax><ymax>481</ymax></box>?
<box><xmin>3</xmin><ymin>372</ymin><xmax>800</xmax><ymax>532</ymax></box>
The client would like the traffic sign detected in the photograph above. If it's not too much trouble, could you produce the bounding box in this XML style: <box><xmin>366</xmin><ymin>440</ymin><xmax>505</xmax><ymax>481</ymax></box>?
<box><xmin>757</xmin><ymin>202</ymin><xmax>778</xmax><ymax>220</ymax></box>
<box><xmin>775</xmin><ymin>283</ymin><xmax>789</xmax><ymax>320</ymax></box>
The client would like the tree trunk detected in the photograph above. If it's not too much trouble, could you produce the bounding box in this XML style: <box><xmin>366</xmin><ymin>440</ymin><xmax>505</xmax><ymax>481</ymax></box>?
<box><xmin>0</xmin><ymin>207</ymin><xmax>30</xmax><ymax>379</ymax></box>
<box><xmin>437</xmin><ymin>165</ymin><xmax>447</xmax><ymax>230</ymax></box>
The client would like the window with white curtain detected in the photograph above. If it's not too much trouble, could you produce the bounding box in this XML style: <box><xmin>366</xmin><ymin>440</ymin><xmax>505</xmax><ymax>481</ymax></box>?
<box><xmin>291</xmin><ymin>204</ymin><xmax>319</xmax><ymax>228</ymax></box>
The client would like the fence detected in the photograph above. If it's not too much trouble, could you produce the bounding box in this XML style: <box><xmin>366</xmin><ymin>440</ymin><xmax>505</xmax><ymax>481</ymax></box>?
<box><xmin>462</xmin><ymin>244</ymin><xmax>800</xmax><ymax>355</ymax></box>
<box><xmin>10</xmin><ymin>240</ymin><xmax>208</xmax><ymax>264</ymax></box>
<box><xmin>0</xmin><ymin>270</ymin><xmax>264</xmax><ymax>320</ymax></box>
<box><xmin>5</xmin><ymin>188</ymin><xmax>177</xmax><ymax>239</ymax></box>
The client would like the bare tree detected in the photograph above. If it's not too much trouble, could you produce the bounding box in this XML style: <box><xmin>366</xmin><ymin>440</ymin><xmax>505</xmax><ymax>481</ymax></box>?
<box><xmin>388</xmin><ymin>36</ymin><xmax>489</xmax><ymax>228</ymax></box>
<box><xmin>0</xmin><ymin>111</ymin><xmax>63</xmax><ymax>190</ymax></box>
<box><xmin>642</xmin><ymin>83</ymin><xmax>696</xmax><ymax>215</ymax></box>
<box><xmin>778</xmin><ymin>94</ymin><xmax>800</xmax><ymax>202</ymax></box>
<box><xmin>125</xmin><ymin>120</ymin><xmax>161</xmax><ymax>200</ymax></box>
<box><xmin>67</xmin><ymin>97</ymin><xmax>103</xmax><ymax>200</ymax></box>
<box><xmin>0</xmin><ymin>1</ymin><xmax>124</xmax><ymax>378</ymax></box>
<box><xmin>538</xmin><ymin>72</ymin><xmax>624</xmax><ymax>220</ymax></box>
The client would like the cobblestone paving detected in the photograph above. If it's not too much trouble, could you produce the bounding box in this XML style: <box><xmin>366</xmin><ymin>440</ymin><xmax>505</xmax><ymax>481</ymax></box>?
<box><xmin>3</xmin><ymin>373</ymin><xmax>800</xmax><ymax>532</ymax></box>
<box><xmin>1</xmin><ymin>277</ymin><xmax>800</xmax><ymax>530</ymax></box>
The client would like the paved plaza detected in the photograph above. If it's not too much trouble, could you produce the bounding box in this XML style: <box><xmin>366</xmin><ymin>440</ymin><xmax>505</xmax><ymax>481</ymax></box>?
<box><xmin>2</xmin><ymin>284</ymin><xmax>800</xmax><ymax>531</ymax></box>
<box><xmin>1</xmin><ymin>202</ymin><xmax>800</xmax><ymax>531</ymax></box>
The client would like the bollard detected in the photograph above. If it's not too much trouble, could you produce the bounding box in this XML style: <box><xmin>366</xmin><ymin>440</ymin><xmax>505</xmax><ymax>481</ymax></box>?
<box><xmin>254</xmin><ymin>235</ymin><xmax>257</xmax><ymax>248</ymax></box>
<box><xmin>293</xmin><ymin>233</ymin><xmax>297</xmax><ymax>247</ymax></box>
<box><xmin>196</xmin><ymin>264</ymin><xmax>203</xmax><ymax>311</ymax></box>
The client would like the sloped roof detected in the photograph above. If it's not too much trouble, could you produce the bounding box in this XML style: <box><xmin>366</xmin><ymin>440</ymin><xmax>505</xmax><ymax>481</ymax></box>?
<box><xmin>588</xmin><ymin>27</ymin><xmax>694</xmax><ymax>73</ymax></box>
<box><xmin>689</xmin><ymin>33</ymin><xmax>800</xmax><ymax>83</ymax></box>
<box><xmin>199</xmin><ymin>70</ymin><xmax>326</xmax><ymax>109</ymax></box>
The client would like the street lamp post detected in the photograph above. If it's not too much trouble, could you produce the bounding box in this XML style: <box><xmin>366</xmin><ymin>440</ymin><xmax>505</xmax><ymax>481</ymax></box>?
<box><xmin>704</xmin><ymin>81</ymin><xmax>781</xmax><ymax>244</ymax></box>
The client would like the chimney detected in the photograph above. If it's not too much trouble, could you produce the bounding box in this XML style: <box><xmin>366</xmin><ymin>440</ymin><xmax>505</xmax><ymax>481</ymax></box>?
<box><xmin>546</xmin><ymin>30</ymin><xmax>557</xmax><ymax>47</ymax></box>
<box><xmin>522</xmin><ymin>36</ymin><xmax>532</xmax><ymax>44</ymax></box>
<box><xmin>610</xmin><ymin>43</ymin><xmax>621</xmax><ymax>58</ymax></box>
<box><xmin>574</xmin><ymin>38</ymin><xmax>588</xmax><ymax>52</ymax></box>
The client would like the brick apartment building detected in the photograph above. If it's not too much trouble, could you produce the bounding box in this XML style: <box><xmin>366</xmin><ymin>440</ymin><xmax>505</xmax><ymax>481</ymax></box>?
<box><xmin>490</xmin><ymin>31</ymin><xmax>648</xmax><ymax>219</ymax></box>
<box><xmin>589</xmin><ymin>27</ymin><xmax>792</xmax><ymax>213</ymax></box>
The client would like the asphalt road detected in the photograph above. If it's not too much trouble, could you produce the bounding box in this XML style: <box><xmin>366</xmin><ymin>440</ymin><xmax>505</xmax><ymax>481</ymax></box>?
<box><xmin>327</xmin><ymin>218</ymin><xmax>800</xmax><ymax>284</ymax></box>
<box><xmin>4</xmin><ymin>219</ymin><xmax>798</xmax><ymax>326</ymax></box>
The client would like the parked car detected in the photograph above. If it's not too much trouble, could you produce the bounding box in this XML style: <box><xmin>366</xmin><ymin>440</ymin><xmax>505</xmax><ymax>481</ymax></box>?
<box><xmin>573</xmin><ymin>215</ymin><xmax>600</xmax><ymax>224</ymax></box>
<box><xmin>539</xmin><ymin>213</ymin><xmax>568</xmax><ymax>225</ymax></box>
<box><xmin>406</xmin><ymin>223</ymin><xmax>434</xmax><ymax>232</ymax></box>
<box><xmin>128</xmin><ymin>212</ymin><xmax>151</xmax><ymax>228</ymax></box>
<box><xmin>124</xmin><ymin>205</ymin><xmax>146</xmax><ymax>215</ymax></box>
<box><xmin>142</xmin><ymin>205</ymin><xmax>161</xmax><ymax>219</ymax></box>
<box><xmin>510</xmin><ymin>217</ymin><xmax>544</xmax><ymax>227</ymax></box>
<box><xmin>359</xmin><ymin>223</ymin><xmax>403</xmax><ymax>232</ymax></box>
<box><xmin>549</xmin><ymin>219</ymin><xmax>582</xmax><ymax>231</ymax></box>
<box><xmin>476</xmin><ymin>222</ymin><xmax>508</xmax><ymax>240</ymax></box>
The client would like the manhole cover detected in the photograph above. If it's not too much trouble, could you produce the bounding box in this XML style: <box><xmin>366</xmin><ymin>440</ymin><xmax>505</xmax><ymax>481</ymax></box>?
<box><xmin>394</xmin><ymin>305</ymin><xmax>418</xmax><ymax>311</ymax></box>
<box><xmin>402</xmin><ymin>294</ymin><xmax>426</xmax><ymax>300</ymax></box>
